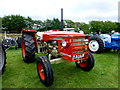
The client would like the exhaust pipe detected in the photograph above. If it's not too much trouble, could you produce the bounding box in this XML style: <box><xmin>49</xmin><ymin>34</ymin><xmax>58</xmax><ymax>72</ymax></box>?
<box><xmin>61</xmin><ymin>8</ymin><xmax>64</xmax><ymax>31</ymax></box>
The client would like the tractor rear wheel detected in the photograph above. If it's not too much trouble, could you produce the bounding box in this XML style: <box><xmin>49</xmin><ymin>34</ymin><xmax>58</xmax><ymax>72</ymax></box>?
<box><xmin>75</xmin><ymin>51</ymin><xmax>94</xmax><ymax>71</ymax></box>
<box><xmin>37</xmin><ymin>56</ymin><xmax>53</xmax><ymax>87</ymax></box>
<box><xmin>89</xmin><ymin>35</ymin><xmax>105</xmax><ymax>53</ymax></box>
<box><xmin>0</xmin><ymin>41</ymin><xmax>6</xmax><ymax>75</ymax></box>
<box><xmin>22</xmin><ymin>34</ymin><xmax>36</xmax><ymax>63</ymax></box>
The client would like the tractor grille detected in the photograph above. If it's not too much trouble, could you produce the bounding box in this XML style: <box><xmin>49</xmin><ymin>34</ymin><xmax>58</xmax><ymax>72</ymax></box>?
<box><xmin>72</xmin><ymin>38</ymin><xmax>86</xmax><ymax>54</ymax></box>
<box><xmin>73</xmin><ymin>38</ymin><xmax>85</xmax><ymax>46</ymax></box>
<box><xmin>73</xmin><ymin>42</ymin><xmax>85</xmax><ymax>46</ymax></box>
<box><xmin>74</xmin><ymin>38</ymin><xmax>84</xmax><ymax>41</ymax></box>
<box><xmin>73</xmin><ymin>50</ymin><xmax>84</xmax><ymax>54</ymax></box>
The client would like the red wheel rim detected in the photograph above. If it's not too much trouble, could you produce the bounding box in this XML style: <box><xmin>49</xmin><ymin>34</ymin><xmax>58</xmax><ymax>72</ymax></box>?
<box><xmin>79</xmin><ymin>60</ymin><xmax>88</xmax><ymax>67</ymax></box>
<box><xmin>22</xmin><ymin>40</ymin><xmax>26</xmax><ymax>57</ymax></box>
<box><xmin>38</xmin><ymin>63</ymin><xmax>45</xmax><ymax>80</ymax></box>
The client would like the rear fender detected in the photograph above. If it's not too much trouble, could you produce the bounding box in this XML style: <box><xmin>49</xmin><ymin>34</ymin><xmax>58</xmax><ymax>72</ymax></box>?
<box><xmin>99</xmin><ymin>34</ymin><xmax>110</xmax><ymax>47</ymax></box>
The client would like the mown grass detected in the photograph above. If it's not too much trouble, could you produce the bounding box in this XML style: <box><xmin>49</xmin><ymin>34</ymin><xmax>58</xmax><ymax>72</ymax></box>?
<box><xmin>2</xmin><ymin>47</ymin><xmax>118</xmax><ymax>88</ymax></box>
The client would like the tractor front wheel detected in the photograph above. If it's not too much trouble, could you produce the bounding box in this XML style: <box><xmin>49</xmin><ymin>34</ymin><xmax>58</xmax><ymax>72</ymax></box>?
<box><xmin>37</xmin><ymin>56</ymin><xmax>53</xmax><ymax>87</ymax></box>
<box><xmin>75</xmin><ymin>52</ymin><xmax>94</xmax><ymax>71</ymax></box>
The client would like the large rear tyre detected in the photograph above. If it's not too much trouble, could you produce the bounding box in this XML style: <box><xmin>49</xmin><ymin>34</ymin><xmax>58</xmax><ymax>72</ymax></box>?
<box><xmin>0</xmin><ymin>41</ymin><xmax>6</xmax><ymax>75</ymax></box>
<box><xmin>37</xmin><ymin>56</ymin><xmax>53</xmax><ymax>87</ymax></box>
<box><xmin>22</xmin><ymin>34</ymin><xmax>36</xmax><ymax>63</ymax></box>
<box><xmin>75</xmin><ymin>51</ymin><xmax>94</xmax><ymax>71</ymax></box>
<box><xmin>89</xmin><ymin>35</ymin><xmax>105</xmax><ymax>53</ymax></box>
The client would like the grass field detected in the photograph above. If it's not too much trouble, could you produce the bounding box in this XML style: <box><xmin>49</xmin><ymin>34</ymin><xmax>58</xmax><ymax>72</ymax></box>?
<box><xmin>2</xmin><ymin>47</ymin><xmax>119</xmax><ymax>88</ymax></box>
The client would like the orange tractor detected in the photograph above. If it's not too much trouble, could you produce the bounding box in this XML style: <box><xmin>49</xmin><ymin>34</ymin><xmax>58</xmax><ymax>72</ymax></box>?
<box><xmin>21</xmin><ymin>29</ymin><xmax>95</xmax><ymax>87</ymax></box>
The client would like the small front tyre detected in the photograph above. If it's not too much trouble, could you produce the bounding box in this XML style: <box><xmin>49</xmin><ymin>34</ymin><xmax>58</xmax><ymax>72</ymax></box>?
<box><xmin>37</xmin><ymin>56</ymin><xmax>53</xmax><ymax>87</ymax></box>
<box><xmin>75</xmin><ymin>52</ymin><xmax>94</xmax><ymax>71</ymax></box>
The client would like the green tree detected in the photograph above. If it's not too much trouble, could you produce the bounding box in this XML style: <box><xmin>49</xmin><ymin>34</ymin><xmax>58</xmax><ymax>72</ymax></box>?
<box><xmin>116</xmin><ymin>22</ymin><xmax>120</xmax><ymax>32</ymax></box>
<box><xmin>89</xmin><ymin>21</ymin><xmax>104</xmax><ymax>34</ymax></box>
<box><xmin>32</xmin><ymin>20</ymin><xmax>43</xmax><ymax>30</ymax></box>
<box><xmin>103</xmin><ymin>21</ymin><xmax>117</xmax><ymax>33</ymax></box>
<box><xmin>89</xmin><ymin>21</ymin><xmax>118</xmax><ymax>34</ymax></box>
<box><xmin>2</xmin><ymin>15</ymin><xmax>26</xmax><ymax>33</ymax></box>
<box><xmin>64</xmin><ymin>20</ymin><xmax>75</xmax><ymax>28</ymax></box>
<box><xmin>40</xmin><ymin>18</ymin><xmax>61</xmax><ymax>31</ymax></box>
<box><xmin>74</xmin><ymin>22</ymin><xmax>80</xmax><ymax>32</ymax></box>
<box><xmin>0</xmin><ymin>17</ymin><xmax>2</xmax><ymax>32</ymax></box>
<box><xmin>25</xmin><ymin>16</ymin><xmax>34</xmax><ymax>29</ymax></box>
<box><xmin>79</xmin><ymin>22</ymin><xmax>90</xmax><ymax>34</ymax></box>
<box><xmin>44</xmin><ymin>19</ymin><xmax>53</xmax><ymax>30</ymax></box>
<box><xmin>51</xmin><ymin>18</ymin><xmax>61</xmax><ymax>30</ymax></box>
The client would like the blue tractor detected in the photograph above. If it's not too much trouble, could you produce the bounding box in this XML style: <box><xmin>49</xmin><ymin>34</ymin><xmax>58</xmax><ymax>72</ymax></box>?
<box><xmin>89</xmin><ymin>33</ymin><xmax>120</xmax><ymax>53</ymax></box>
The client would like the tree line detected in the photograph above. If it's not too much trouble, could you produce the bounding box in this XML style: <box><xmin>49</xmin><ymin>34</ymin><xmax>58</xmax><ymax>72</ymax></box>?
<box><xmin>1</xmin><ymin>15</ymin><xmax>119</xmax><ymax>34</ymax></box>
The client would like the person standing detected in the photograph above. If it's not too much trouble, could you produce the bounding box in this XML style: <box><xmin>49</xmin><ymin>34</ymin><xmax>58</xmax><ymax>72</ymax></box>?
<box><xmin>78</xmin><ymin>27</ymin><xmax>84</xmax><ymax>34</ymax></box>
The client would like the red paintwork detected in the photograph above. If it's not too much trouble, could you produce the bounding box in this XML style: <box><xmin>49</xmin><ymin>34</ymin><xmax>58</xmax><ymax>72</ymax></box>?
<box><xmin>22</xmin><ymin>29</ymin><xmax>36</xmax><ymax>32</ymax></box>
<box><xmin>78</xmin><ymin>53</ymin><xmax>88</xmax><ymax>67</ymax></box>
<box><xmin>79</xmin><ymin>61</ymin><xmax>88</xmax><ymax>67</ymax></box>
<box><xmin>41</xmin><ymin>31</ymin><xmax>90</xmax><ymax>62</ymax></box>
<box><xmin>22</xmin><ymin>29</ymin><xmax>90</xmax><ymax>62</ymax></box>
<box><xmin>33</xmin><ymin>32</ymin><xmax>38</xmax><ymax>50</ymax></box>
<box><xmin>22</xmin><ymin>40</ymin><xmax>26</xmax><ymax>57</ymax></box>
<box><xmin>38</xmin><ymin>63</ymin><xmax>45</xmax><ymax>80</ymax></box>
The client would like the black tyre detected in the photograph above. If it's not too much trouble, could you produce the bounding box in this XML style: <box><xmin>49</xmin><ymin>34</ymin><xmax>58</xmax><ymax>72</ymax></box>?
<box><xmin>17</xmin><ymin>37</ymin><xmax>22</xmax><ymax>48</ymax></box>
<box><xmin>89</xmin><ymin>35</ymin><xmax>105</xmax><ymax>53</ymax></box>
<box><xmin>22</xmin><ymin>34</ymin><xmax>36</xmax><ymax>63</ymax></box>
<box><xmin>105</xmin><ymin>48</ymin><xmax>111</xmax><ymax>52</ymax></box>
<box><xmin>15</xmin><ymin>42</ymin><xmax>18</xmax><ymax>50</ymax></box>
<box><xmin>75</xmin><ymin>51</ymin><xmax>94</xmax><ymax>71</ymax></box>
<box><xmin>37</xmin><ymin>56</ymin><xmax>53</xmax><ymax>87</ymax></box>
<box><xmin>0</xmin><ymin>41</ymin><xmax>6</xmax><ymax>75</ymax></box>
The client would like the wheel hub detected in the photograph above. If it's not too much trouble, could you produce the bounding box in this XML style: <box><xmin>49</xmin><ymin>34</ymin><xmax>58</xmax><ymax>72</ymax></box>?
<box><xmin>89</xmin><ymin>40</ymin><xmax>99</xmax><ymax>52</ymax></box>
<box><xmin>79</xmin><ymin>60</ymin><xmax>88</xmax><ymax>67</ymax></box>
<box><xmin>38</xmin><ymin>63</ymin><xmax>45</xmax><ymax>80</ymax></box>
<box><xmin>40</xmin><ymin>69</ymin><xmax>44</xmax><ymax>73</ymax></box>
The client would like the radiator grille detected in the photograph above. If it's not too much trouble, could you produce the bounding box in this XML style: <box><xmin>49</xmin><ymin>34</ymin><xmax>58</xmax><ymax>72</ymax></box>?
<box><xmin>73</xmin><ymin>38</ymin><xmax>85</xmax><ymax>46</ymax></box>
<box><xmin>73</xmin><ymin>50</ymin><xmax>84</xmax><ymax>54</ymax></box>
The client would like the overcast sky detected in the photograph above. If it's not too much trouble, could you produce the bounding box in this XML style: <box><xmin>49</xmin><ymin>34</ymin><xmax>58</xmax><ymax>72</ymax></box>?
<box><xmin>0</xmin><ymin>0</ymin><xmax>119</xmax><ymax>23</ymax></box>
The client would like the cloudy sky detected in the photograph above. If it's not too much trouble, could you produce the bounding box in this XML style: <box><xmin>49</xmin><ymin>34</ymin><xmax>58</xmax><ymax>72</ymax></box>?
<box><xmin>0</xmin><ymin>0</ymin><xmax>119</xmax><ymax>23</ymax></box>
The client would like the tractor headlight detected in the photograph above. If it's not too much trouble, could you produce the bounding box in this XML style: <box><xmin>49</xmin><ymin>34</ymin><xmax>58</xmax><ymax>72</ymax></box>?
<box><xmin>61</xmin><ymin>40</ymin><xmax>67</xmax><ymax>47</ymax></box>
<box><xmin>84</xmin><ymin>39</ymin><xmax>88</xmax><ymax>44</ymax></box>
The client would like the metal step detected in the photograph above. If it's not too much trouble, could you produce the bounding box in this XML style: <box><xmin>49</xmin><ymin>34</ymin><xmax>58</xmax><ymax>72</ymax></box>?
<box><xmin>50</xmin><ymin>58</ymin><xmax>65</xmax><ymax>64</ymax></box>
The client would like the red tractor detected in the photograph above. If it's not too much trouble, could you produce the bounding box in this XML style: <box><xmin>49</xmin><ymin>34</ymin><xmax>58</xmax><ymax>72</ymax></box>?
<box><xmin>21</xmin><ymin>29</ymin><xmax>95</xmax><ymax>87</ymax></box>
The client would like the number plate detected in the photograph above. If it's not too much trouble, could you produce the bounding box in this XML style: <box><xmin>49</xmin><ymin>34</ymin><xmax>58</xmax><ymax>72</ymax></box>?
<box><xmin>72</xmin><ymin>54</ymin><xmax>84</xmax><ymax>60</ymax></box>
